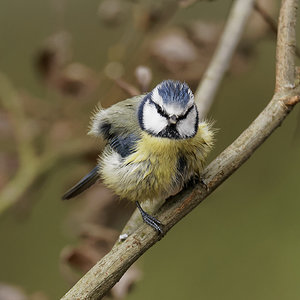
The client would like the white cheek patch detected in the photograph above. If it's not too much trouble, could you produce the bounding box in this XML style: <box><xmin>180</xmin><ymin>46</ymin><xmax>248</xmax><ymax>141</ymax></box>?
<box><xmin>177</xmin><ymin>106</ymin><xmax>197</xmax><ymax>137</ymax></box>
<box><xmin>143</xmin><ymin>102</ymin><xmax>168</xmax><ymax>134</ymax></box>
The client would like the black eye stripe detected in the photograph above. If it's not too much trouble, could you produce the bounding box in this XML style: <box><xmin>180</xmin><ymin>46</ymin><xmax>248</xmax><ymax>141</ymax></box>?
<box><xmin>149</xmin><ymin>99</ymin><xmax>194</xmax><ymax>120</ymax></box>
<box><xmin>149</xmin><ymin>99</ymin><xmax>169</xmax><ymax>118</ymax></box>
<box><xmin>177</xmin><ymin>105</ymin><xmax>194</xmax><ymax>121</ymax></box>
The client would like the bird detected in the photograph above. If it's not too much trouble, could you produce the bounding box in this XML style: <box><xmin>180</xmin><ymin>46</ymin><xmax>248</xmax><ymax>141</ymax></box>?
<box><xmin>62</xmin><ymin>80</ymin><xmax>214</xmax><ymax>234</ymax></box>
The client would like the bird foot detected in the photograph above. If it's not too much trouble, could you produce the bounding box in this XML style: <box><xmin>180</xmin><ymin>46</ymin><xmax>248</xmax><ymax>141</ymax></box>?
<box><xmin>136</xmin><ymin>201</ymin><xmax>164</xmax><ymax>235</ymax></box>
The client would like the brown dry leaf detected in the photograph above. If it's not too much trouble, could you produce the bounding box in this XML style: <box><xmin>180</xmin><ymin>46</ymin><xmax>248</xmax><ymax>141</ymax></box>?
<box><xmin>61</xmin><ymin>244</ymin><xmax>104</xmax><ymax>273</ymax></box>
<box><xmin>149</xmin><ymin>27</ymin><xmax>209</xmax><ymax>82</ymax></box>
<box><xmin>178</xmin><ymin>0</ymin><xmax>198</xmax><ymax>8</ymax></box>
<box><xmin>179</xmin><ymin>0</ymin><xmax>214</xmax><ymax>8</ymax></box>
<box><xmin>0</xmin><ymin>153</ymin><xmax>19</xmax><ymax>189</ymax></box>
<box><xmin>114</xmin><ymin>78</ymin><xmax>140</xmax><ymax>97</ymax></box>
<box><xmin>98</xmin><ymin>0</ymin><xmax>128</xmax><ymax>26</ymax></box>
<box><xmin>133</xmin><ymin>1</ymin><xmax>178</xmax><ymax>32</ymax></box>
<box><xmin>56</xmin><ymin>63</ymin><xmax>99</xmax><ymax>98</ymax></box>
<box><xmin>185</xmin><ymin>21</ymin><xmax>222</xmax><ymax>47</ymax></box>
<box><xmin>110</xmin><ymin>266</ymin><xmax>142</xmax><ymax>299</ymax></box>
<box><xmin>29</xmin><ymin>292</ymin><xmax>49</xmax><ymax>300</ymax></box>
<box><xmin>149</xmin><ymin>16</ymin><xmax>271</xmax><ymax>81</ymax></box>
<box><xmin>135</xmin><ymin>66</ymin><xmax>152</xmax><ymax>93</ymax></box>
<box><xmin>60</xmin><ymin>221</ymin><xmax>142</xmax><ymax>299</ymax></box>
<box><xmin>35</xmin><ymin>32</ymin><xmax>99</xmax><ymax>98</ymax></box>
<box><xmin>0</xmin><ymin>283</ymin><xmax>28</xmax><ymax>300</ymax></box>
<box><xmin>246</xmin><ymin>0</ymin><xmax>277</xmax><ymax>42</ymax></box>
<box><xmin>150</xmin><ymin>28</ymin><xmax>199</xmax><ymax>73</ymax></box>
<box><xmin>0</xmin><ymin>283</ymin><xmax>48</xmax><ymax>300</ymax></box>
<box><xmin>72</xmin><ymin>184</ymin><xmax>135</xmax><ymax>229</ymax></box>
<box><xmin>0</xmin><ymin>111</ymin><xmax>13</xmax><ymax>138</ymax></box>
<box><xmin>35</xmin><ymin>31</ymin><xmax>71</xmax><ymax>80</ymax></box>
<box><xmin>79</xmin><ymin>223</ymin><xmax>119</xmax><ymax>251</ymax></box>
<box><xmin>48</xmin><ymin>120</ymin><xmax>75</xmax><ymax>144</ymax></box>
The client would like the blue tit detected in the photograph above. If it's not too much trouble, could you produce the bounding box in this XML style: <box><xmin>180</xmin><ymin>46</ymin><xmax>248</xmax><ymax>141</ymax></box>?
<box><xmin>62</xmin><ymin>80</ymin><xmax>214</xmax><ymax>234</ymax></box>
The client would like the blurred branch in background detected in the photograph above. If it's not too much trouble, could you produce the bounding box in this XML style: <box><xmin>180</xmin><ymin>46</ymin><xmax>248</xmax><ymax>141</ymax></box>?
<box><xmin>0</xmin><ymin>282</ymin><xmax>49</xmax><ymax>300</ymax></box>
<box><xmin>194</xmin><ymin>0</ymin><xmax>254</xmax><ymax>119</ymax></box>
<box><xmin>0</xmin><ymin>73</ymin><xmax>95</xmax><ymax>215</ymax></box>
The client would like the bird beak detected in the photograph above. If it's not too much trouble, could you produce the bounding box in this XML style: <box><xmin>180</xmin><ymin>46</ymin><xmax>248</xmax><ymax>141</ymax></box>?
<box><xmin>169</xmin><ymin>115</ymin><xmax>177</xmax><ymax>125</ymax></box>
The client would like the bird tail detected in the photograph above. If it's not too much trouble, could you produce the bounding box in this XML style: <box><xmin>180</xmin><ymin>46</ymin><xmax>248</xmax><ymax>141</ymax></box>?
<box><xmin>62</xmin><ymin>166</ymin><xmax>100</xmax><ymax>200</ymax></box>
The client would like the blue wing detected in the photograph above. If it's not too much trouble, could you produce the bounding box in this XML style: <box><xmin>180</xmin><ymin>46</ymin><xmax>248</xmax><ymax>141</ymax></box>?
<box><xmin>109</xmin><ymin>134</ymin><xmax>139</xmax><ymax>158</ymax></box>
<box><xmin>62</xmin><ymin>96</ymin><xmax>142</xmax><ymax>200</ymax></box>
<box><xmin>93</xmin><ymin>97</ymin><xmax>142</xmax><ymax>158</ymax></box>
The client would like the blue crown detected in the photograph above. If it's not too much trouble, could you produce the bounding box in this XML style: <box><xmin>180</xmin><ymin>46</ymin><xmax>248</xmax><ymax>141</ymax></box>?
<box><xmin>157</xmin><ymin>80</ymin><xmax>193</xmax><ymax>108</ymax></box>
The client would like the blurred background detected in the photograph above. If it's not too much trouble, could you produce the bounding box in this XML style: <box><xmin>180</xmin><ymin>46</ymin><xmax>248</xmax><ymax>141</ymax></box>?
<box><xmin>1</xmin><ymin>0</ymin><xmax>300</xmax><ymax>299</ymax></box>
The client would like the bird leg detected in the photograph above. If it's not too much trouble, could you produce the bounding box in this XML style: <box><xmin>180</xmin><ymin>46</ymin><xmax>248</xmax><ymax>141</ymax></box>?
<box><xmin>135</xmin><ymin>201</ymin><xmax>164</xmax><ymax>235</ymax></box>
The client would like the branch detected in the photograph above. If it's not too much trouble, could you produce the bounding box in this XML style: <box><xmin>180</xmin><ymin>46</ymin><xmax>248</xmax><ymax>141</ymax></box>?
<box><xmin>61</xmin><ymin>0</ymin><xmax>299</xmax><ymax>298</ymax></box>
<box><xmin>254</xmin><ymin>1</ymin><xmax>300</xmax><ymax>59</ymax></box>
<box><xmin>194</xmin><ymin>0</ymin><xmax>255</xmax><ymax>119</ymax></box>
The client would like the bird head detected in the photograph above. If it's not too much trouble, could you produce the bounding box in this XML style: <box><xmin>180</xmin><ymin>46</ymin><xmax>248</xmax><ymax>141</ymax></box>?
<box><xmin>138</xmin><ymin>80</ymin><xmax>198</xmax><ymax>139</ymax></box>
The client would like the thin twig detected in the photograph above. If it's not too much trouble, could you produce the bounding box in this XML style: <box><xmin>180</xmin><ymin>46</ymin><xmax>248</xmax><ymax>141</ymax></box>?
<box><xmin>254</xmin><ymin>1</ymin><xmax>300</xmax><ymax>58</ymax></box>
<box><xmin>61</xmin><ymin>0</ymin><xmax>299</xmax><ymax>299</ymax></box>
<box><xmin>254</xmin><ymin>2</ymin><xmax>278</xmax><ymax>34</ymax></box>
<box><xmin>194</xmin><ymin>0</ymin><xmax>255</xmax><ymax>119</ymax></box>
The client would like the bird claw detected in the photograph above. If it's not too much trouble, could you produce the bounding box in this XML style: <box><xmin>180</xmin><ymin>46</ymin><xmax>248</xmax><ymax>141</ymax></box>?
<box><xmin>141</xmin><ymin>213</ymin><xmax>164</xmax><ymax>235</ymax></box>
<box><xmin>136</xmin><ymin>201</ymin><xmax>164</xmax><ymax>235</ymax></box>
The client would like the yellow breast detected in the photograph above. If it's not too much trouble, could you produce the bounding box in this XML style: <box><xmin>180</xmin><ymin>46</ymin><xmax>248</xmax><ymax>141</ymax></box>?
<box><xmin>100</xmin><ymin>122</ymin><xmax>214</xmax><ymax>202</ymax></box>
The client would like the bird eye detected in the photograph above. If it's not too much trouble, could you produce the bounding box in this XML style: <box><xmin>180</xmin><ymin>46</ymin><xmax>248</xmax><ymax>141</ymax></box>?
<box><xmin>153</xmin><ymin>102</ymin><xmax>168</xmax><ymax>118</ymax></box>
<box><xmin>178</xmin><ymin>105</ymin><xmax>194</xmax><ymax>120</ymax></box>
<box><xmin>156</xmin><ymin>105</ymin><xmax>164</xmax><ymax>115</ymax></box>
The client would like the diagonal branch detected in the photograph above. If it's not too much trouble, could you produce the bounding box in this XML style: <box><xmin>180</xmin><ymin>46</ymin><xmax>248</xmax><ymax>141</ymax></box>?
<box><xmin>61</xmin><ymin>0</ymin><xmax>299</xmax><ymax>299</ymax></box>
